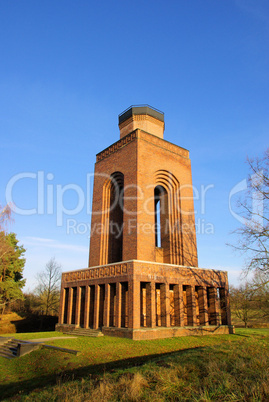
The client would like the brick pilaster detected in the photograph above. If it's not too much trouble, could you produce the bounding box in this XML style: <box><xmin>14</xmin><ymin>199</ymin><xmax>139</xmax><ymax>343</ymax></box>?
<box><xmin>58</xmin><ymin>287</ymin><xmax>65</xmax><ymax>325</ymax></box>
<box><xmin>191</xmin><ymin>286</ymin><xmax>197</xmax><ymax>326</ymax></box>
<box><xmin>174</xmin><ymin>284</ymin><xmax>181</xmax><ymax>326</ymax></box>
<box><xmin>93</xmin><ymin>285</ymin><xmax>100</xmax><ymax>329</ymax></box>
<box><xmin>208</xmin><ymin>287</ymin><xmax>220</xmax><ymax>325</ymax></box>
<box><xmin>179</xmin><ymin>285</ymin><xmax>185</xmax><ymax>326</ymax></box>
<box><xmin>84</xmin><ymin>286</ymin><xmax>90</xmax><ymax>328</ymax></box>
<box><xmin>67</xmin><ymin>287</ymin><xmax>73</xmax><ymax>325</ymax></box>
<box><xmin>198</xmin><ymin>286</ymin><xmax>208</xmax><ymax>326</ymax></box>
<box><xmin>160</xmin><ymin>283</ymin><xmax>170</xmax><ymax>327</ymax></box>
<box><xmin>103</xmin><ymin>283</ymin><xmax>110</xmax><ymax>327</ymax></box>
<box><xmin>75</xmin><ymin>286</ymin><xmax>81</xmax><ymax>327</ymax></box>
<box><xmin>186</xmin><ymin>285</ymin><xmax>196</xmax><ymax>326</ymax></box>
<box><xmin>115</xmin><ymin>282</ymin><xmax>122</xmax><ymax>328</ymax></box>
<box><xmin>219</xmin><ymin>287</ymin><xmax>230</xmax><ymax>325</ymax></box>
<box><xmin>131</xmin><ymin>279</ymin><xmax>140</xmax><ymax>329</ymax></box>
<box><xmin>226</xmin><ymin>287</ymin><xmax>232</xmax><ymax>326</ymax></box>
<box><xmin>145</xmin><ymin>282</ymin><xmax>156</xmax><ymax>328</ymax></box>
<box><xmin>151</xmin><ymin>282</ymin><xmax>156</xmax><ymax>328</ymax></box>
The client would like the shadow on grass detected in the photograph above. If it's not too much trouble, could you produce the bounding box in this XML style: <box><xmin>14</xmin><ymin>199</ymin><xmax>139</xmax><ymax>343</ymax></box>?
<box><xmin>11</xmin><ymin>315</ymin><xmax>58</xmax><ymax>333</ymax></box>
<box><xmin>0</xmin><ymin>346</ymin><xmax>205</xmax><ymax>399</ymax></box>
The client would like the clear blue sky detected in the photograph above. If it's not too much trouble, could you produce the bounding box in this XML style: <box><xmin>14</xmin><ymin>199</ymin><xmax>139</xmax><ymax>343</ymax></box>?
<box><xmin>1</xmin><ymin>0</ymin><xmax>268</xmax><ymax>290</ymax></box>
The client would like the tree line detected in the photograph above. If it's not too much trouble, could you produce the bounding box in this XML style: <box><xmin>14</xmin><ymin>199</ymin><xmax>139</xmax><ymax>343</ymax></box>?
<box><xmin>0</xmin><ymin>204</ymin><xmax>61</xmax><ymax>319</ymax></box>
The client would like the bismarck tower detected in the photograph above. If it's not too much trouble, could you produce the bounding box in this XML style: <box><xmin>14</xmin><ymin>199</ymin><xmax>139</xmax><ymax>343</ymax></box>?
<box><xmin>56</xmin><ymin>105</ymin><xmax>233</xmax><ymax>340</ymax></box>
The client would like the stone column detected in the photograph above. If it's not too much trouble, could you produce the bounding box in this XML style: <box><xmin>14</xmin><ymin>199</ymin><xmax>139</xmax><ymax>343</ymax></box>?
<box><xmin>146</xmin><ymin>282</ymin><xmax>156</xmax><ymax>328</ymax></box>
<box><xmin>75</xmin><ymin>286</ymin><xmax>81</xmax><ymax>327</ymax></box>
<box><xmin>58</xmin><ymin>287</ymin><xmax>65</xmax><ymax>325</ymax></box>
<box><xmin>160</xmin><ymin>284</ymin><xmax>165</xmax><ymax>326</ymax></box>
<box><xmin>145</xmin><ymin>283</ymin><xmax>150</xmax><ymax>327</ymax></box>
<box><xmin>208</xmin><ymin>287</ymin><xmax>220</xmax><ymax>325</ymax></box>
<box><xmin>115</xmin><ymin>282</ymin><xmax>122</xmax><ymax>328</ymax></box>
<box><xmin>226</xmin><ymin>287</ymin><xmax>232</xmax><ymax>326</ymax></box>
<box><xmin>191</xmin><ymin>286</ymin><xmax>197</xmax><ymax>326</ymax></box>
<box><xmin>174</xmin><ymin>284</ymin><xmax>181</xmax><ymax>326</ymax></box>
<box><xmin>179</xmin><ymin>285</ymin><xmax>185</xmax><ymax>326</ymax></box>
<box><xmin>198</xmin><ymin>286</ymin><xmax>208</xmax><ymax>326</ymax></box>
<box><xmin>110</xmin><ymin>284</ymin><xmax>116</xmax><ymax>327</ymax></box>
<box><xmin>166</xmin><ymin>284</ymin><xmax>171</xmax><ymax>327</ymax></box>
<box><xmin>160</xmin><ymin>283</ymin><xmax>170</xmax><ymax>327</ymax></box>
<box><xmin>84</xmin><ymin>285</ymin><xmax>90</xmax><ymax>328</ymax></box>
<box><xmin>128</xmin><ymin>280</ymin><xmax>133</xmax><ymax>328</ymax></box>
<box><xmin>124</xmin><ymin>284</ymin><xmax>129</xmax><ymax>328</ymax></box>
<box><xmin>93</xmin><ymin>285</ymin><xmax>100</xmax><ymax>329</ymax></box>
<box><xmin>121</xmin><ymin>283</ymin><xmax>128</xmax><ymax>328</ymax></box>
<box><xmin>151</xmin><ymin>282</ymin><xmax>156</xmax><ymax>328</ymax></box>
<box><xmin>67</xmin><ymin>287</ymin><xmax>73</xmax><ymax>325</ymax></box>
<box><xmin>215</xmin><ymin>288</ymin><xmax>220</xmax><ymax>325</ymax></box>
<box><xmin>103</xmin><ymin>283</ymin><xmax>110</xmax><ymax>327</ymax></box>
<box><xmin>219</xmin><ymin>287</ymin><xmax>230</xmax><ymax>325</ymax></box>
<box><xmin>128</xmin><ymin>279</ymin><xmax>140</xmax><ymax>329</ymax></box>
<box><xmin>186</xmin><ymin>286</ymin><xmax>196</xmax><ymax>326</ymax></box>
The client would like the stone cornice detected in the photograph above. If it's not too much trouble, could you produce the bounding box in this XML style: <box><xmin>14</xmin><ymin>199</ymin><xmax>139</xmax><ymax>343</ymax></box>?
<box><xmin>96</xmin><ymin>130</ymin><xmax>189</xmax><ymax>163</ymax></box>
<box><xmin>96</xmin><ymin>131</ymin><xmax>137</xmax><ymax>162</ymax></box>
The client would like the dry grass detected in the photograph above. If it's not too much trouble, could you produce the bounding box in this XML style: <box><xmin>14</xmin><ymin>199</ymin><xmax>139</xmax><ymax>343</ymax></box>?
<box><xmin>0</xmin><ymin>312</ymin><xmax>24</xmax><ymax>334</ymax></box>
<box><xmin>0</xmin><ymin>329</ymin><xmax>268</xmax><ymax>401</ymax></box>
<box><xmin>17</xmin><ymin>330</ymin><xmax>269</xmax><ymax>402</ymax></box>
<box><xmin>23</xmin><ymin>372</ymin><xmax>148</xmax><ymax>402</ymax></box>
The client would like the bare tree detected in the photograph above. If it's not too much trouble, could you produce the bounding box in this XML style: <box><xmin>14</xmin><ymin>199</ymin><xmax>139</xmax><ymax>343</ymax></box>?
<box><xmin>230</xmin><ymin>271</ymin><xmax>269</xmax><ymax>327</ymax></box>
<box><xmin>230</xmin><ymin>283</ymin><xmax>257</xmax><ymax>328</ymax></box>
<box><xmin>0</xmin><ymin>203</ymin><xmax>12</xmax><ymax>230</ymax></box>
<box><xmin>0</xmin><ymin>203</ymin><xmax>13</xmax><ymax>262</ymax></box>
<box><xmin>232</xmin><ymin>149</ymin><xmax>269</xmax><ymax>276</ymax></box>
<box><xmin>228</xmin><ymin>150</ymin><xmax>269</xmax><ymax>327</ymax></box>
<box><xmin>35</xmin><ymin>258</ymin><xmax>62</xmax><ymax>316</ymax></box>
<box><xmin>251</xmin><ymin>270</ymin><xmax>269</xmax><ymax>320</ymax></box>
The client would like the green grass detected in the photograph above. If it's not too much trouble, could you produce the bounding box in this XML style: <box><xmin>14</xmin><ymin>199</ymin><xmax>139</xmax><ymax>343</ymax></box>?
<box><xmin>0</xmin><ymin>329</ymin><xmax>269</xmax><ymax>401</ymax></box>
<box><xmin>0</xmin><ymin>331</ymin><xmax>71</xmax><ymax>340</ymax></box>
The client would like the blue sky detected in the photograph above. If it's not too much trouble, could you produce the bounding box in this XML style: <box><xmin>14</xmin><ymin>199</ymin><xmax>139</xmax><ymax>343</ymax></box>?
<box><xmin>1</xmin><ymin>0</ymin><xmax>268</xmax><ymax>290</ymax></box>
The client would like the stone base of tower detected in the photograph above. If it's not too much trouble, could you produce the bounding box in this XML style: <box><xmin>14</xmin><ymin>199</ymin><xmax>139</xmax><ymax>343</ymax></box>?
<box><xmin>57</xmin><ymin>260</ymin><xmax>233</xmax><ymax>340</ymax></box>
<box><xmin>101</xmin><ymin>325</ymin><xmax>234</xmax><ymax>340</ymax></box>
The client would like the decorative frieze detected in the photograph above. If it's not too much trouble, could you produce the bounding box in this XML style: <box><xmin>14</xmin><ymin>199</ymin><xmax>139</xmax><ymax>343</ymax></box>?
<box><xmin>63</xmin><ymin>263</ymin><xmax>128</xmax><ymax>283</ymax></box>
<box><xmin>96</xmin><ymin>129</ymin><xmax>189</xmax><ymax>163</ymax></box>
<box><xmin>96</xmin><ymin>132</ymin><xmax>137</xmax><ymax>162</ymax></box>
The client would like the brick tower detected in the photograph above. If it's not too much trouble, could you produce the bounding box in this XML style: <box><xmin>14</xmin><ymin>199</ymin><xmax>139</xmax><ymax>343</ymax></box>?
<box><xmin>56</xmin><ymin>106</ymin><xmax>233</xmax><ymax>339</ymax></box>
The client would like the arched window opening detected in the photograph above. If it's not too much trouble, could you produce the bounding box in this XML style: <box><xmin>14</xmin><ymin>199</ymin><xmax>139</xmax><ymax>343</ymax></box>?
<box><xmin>154</xmin><ymin>185</ymin><xmax>170</xmax><ymax>263</ymax></box>
<box><xmin>108</xmin><ymin>172</ymin><xmax>124</xmax><ymax>264</ymax></box>
<box><xmin>155</xmin><ymin>198</ymin><xmax>161</xmax><ymax>247</ymax></box>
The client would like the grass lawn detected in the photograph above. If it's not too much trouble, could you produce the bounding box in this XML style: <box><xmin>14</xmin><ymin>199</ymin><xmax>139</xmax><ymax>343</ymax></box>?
<box><xmin>0</xmin><ymin>328</ymin><xmax>268</xmax><ymax>401</ymax></box>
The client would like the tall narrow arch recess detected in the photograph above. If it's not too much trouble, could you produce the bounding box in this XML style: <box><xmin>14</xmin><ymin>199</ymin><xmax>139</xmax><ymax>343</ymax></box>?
<box><xmin>100</xmin><ymin>172</ymin><xmax>124</xmax><ymax>265</ymax></box>
<box><xmin>154</xmin><ymin>185</ymin><xmax>170</xmax><ymax>262</ymax></box>
<box><xmin>154</xmin><ymin>170</ymin><xmax>182</xmax><ymax>265</ymax></box>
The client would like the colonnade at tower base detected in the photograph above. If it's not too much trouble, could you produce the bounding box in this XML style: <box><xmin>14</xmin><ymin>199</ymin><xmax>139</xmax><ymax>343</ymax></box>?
<box><xmin>56</xmin><ymin>260</ymin><xmax>234</xmax><ymax>340</ymax></box>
